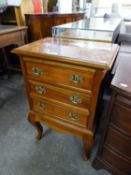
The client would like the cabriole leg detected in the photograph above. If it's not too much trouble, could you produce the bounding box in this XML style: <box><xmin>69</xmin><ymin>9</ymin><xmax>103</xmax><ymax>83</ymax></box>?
<box><xmin>81</xmin><ymin>136</ymin><xmax>93</xmax><ymax>160</ymax></box>
<box><xmin>28</xmin><ymin>113</ymin><xmax>43</xmax><ymax>140</ymax></box>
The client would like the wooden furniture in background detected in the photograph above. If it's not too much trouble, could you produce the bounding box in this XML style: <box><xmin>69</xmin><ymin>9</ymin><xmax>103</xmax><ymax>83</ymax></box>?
<box><xmin>48</xmin><ymin>0</ymin><xmax>57</xmax><ymax>12</ymax></box>
<box><xmin>14</xmin><ymin>0</ymin><xmax>34</xmax><ymax>26</ymax></box>
<box><xmin>42</xmin><ymin>0</ymin><xmax>48</xmax><ymax>13</ymax></box>
<box><xmin>0</xmin><ymin>7</ymin><xmax>16</xmax><ymax>25</ymax></box>
<box><xmin>93</xmin><ymin>53</ymin><xmax>131</xmax><ymax>175</ymax></box>
<box><xmin>25</xmin><ymin>12</ymin><xmax>85</xmax><ymax>42</ymax></box>
<box><xmin>12</xmin><ymin>38</ymin><xmax>119</xmax><ymax>160</ymax></box>
<box><xmin>0</xmin><ymin>25</ymin><xmax>27</xmax><ymax>71</ymax></box>
<box><xmin>0</xmin><ymin>25</ymin><xmax>27</xmax><ymax>47</ymax></box>
<box><xmin>0</xmin><ymin>0</ymin><xmax>34</xmax><ymax>26</ymax></box>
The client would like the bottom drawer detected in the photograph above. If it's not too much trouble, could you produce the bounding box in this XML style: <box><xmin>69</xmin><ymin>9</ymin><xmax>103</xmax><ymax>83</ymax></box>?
<box><xmin>105</xmin><ymin>127</ymin><xmax>131</xmax><ymax>158</ymax></box>
<box><xmin>31</xmin><ymin>98</ymin><xmax>89</xmax><ymax>128</ymax></box>
<box><xmin>102</xmin><ymin>147</ymin><xmax>131</xmax><ymax>174</ymax></box>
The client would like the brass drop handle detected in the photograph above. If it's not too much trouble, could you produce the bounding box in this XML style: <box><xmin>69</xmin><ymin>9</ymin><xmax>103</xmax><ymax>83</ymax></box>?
<box><xmin>70</xmin><ymin>96</ymin><xmax>82</xmax><ymax>104</ymax></box>
<box><xmin>38</xmin><ymin>102</ymin><xmax>47</xmax><ymax>110</ymax></box>
<box><xmin>69</xmin><ymin>112</ymin><xmax>80</xmax><ymax>121</ymax></box>
<box><xmin>32</xmin><ymin>67</ymin><xmax>44</xmax><ymax>75</ymax></box>
<box><xmin>70</xmin><ymin>75</ymin><xmax>84</xmax><ymax>84</ymax></box>
<box><xmin>35</xmin><ymin>86</ymin><xmax>46</xmax><ymax>94</ymax></box>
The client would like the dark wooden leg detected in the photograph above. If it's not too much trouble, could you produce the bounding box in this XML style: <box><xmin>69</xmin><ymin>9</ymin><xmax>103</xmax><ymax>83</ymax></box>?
<box><xmin>81</xmin><ymin>136</ymin><xmax>93</xmax><ymax>161</ymax></box>
<box><xmin>28</xmin><ymin>113</ymin><xmax>43</xmax><ymax>140</ymax></box>
<box><xmin>92</xmin><ymin>158</ymin><xmax>104</xmax><ymax>170</ymax></box>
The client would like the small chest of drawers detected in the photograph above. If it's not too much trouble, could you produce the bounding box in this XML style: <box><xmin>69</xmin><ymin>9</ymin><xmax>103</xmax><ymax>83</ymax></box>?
<box><xmin>13</xmin><ymin>38</ymin><xmax>119</xmax><ymax>160</ymax></box>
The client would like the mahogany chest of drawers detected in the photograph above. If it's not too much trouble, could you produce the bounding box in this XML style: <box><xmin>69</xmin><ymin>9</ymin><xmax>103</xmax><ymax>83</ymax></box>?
<box><xmin>13</xmin><ymin>38</ymin><xmax>119</xmax><ymax>160</ymax></box>
<box><xmin>93</xmin><ymin>53</ymin><xmax>131</xmax><ymax>174</ymax></box>
<box><xmin>25</xmin><ymin>12</ymin><xmax>84</xmax><ymax>42</ymax></box>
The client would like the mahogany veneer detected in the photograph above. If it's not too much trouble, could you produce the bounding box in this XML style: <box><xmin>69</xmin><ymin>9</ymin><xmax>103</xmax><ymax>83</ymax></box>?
<box><xmin>93</xmin><ymin>53</ymin><xmax>131</xmax><ymax>174</ymax></box>
<box><xmin>25</xmin><ymin>12</ymin><xmax>84</xmax><ymax>42</ymax></box>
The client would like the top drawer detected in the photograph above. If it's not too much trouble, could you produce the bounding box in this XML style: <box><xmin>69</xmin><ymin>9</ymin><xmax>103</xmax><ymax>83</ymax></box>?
<box><xmin>24</xmin><ymin>59</ymin><xmax>95</xmax><ymax>91</ymax></box>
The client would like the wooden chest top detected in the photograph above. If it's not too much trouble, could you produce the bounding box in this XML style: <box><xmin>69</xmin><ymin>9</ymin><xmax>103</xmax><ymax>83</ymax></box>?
<box><xmin>12</xmin><ymin>37</ymin><xmax>119</xmax><ymax>70</ymax></box>
<box><xmin>111</xmin><ymin>52</ymin><xmax>131</xmax><ymax>98</ymax></box>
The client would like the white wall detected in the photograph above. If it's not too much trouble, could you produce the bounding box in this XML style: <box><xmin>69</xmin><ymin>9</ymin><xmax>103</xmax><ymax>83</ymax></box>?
<box><xmin>58</xmin><ymin>0</ymin><xmax>73</xmax><ymax>12</ymax></box>
<box><xmin>92</xmin><ymin>0</ymin><xmax>116</xmax><ymax>7</ymax></box>
<box><xmin>92</xmin><ymin>0</ymin><xmax>131</xmax><ymax>18</ymax></box>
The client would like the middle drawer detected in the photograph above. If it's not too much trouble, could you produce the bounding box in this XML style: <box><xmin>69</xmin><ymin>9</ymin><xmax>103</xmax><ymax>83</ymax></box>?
<box><xmin>28</xmin><ymin>80</ymin><xmax>91</xmax><ymax>109</ymax></box>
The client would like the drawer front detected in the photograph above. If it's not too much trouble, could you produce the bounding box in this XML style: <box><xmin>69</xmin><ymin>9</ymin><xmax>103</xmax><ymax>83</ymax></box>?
<box><xmin>102</xmin><ymin>147</ymin><xmax>131</xmax><ymax>174</ymax></box>
<box><xmin>111</xmin><ymin>103</ymin><xmax>131</xmax><ymax>134</ymax></box>
<box><xmin>31</xmin><ymin>98</ymin><xmax>89</xmax><ymax>128</ymax></box>
<box><xmin>105</xmin><ymin>127</ymin><xmax>131</xmax><ymax>158</ymax></box>
<box><xmin>29</xmin><ymin>80</ymin><xmax>91</xmax><ymax>109</ymax></box>
<box><xmin>25</xmin><ymin>61</ymin><xmax>95</xmax><ymax>91</ymax></box>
